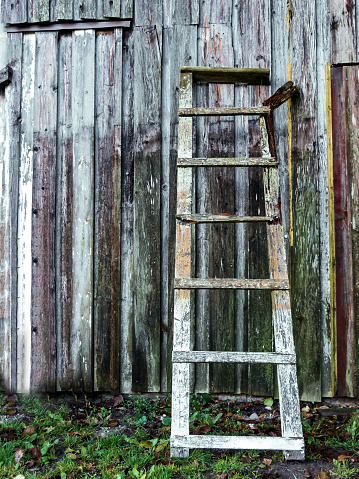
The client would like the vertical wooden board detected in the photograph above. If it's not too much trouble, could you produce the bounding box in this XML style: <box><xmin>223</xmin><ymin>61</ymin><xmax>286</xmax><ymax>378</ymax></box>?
<box><xmin>329</xmin><ymin>0</ymin><xmax>356</xmax><ymax>63</ymax></box>
<box><xmin>30</xmin><ymin>32</ymin><xmax>57</xmax><ymax>392</ymax></box>
<box><xmin>0</xmin><ymin>33</ymin><xmax>22</xmax><ymax>392</ymax></box>
<box><xmin>121</xmin><ymin>0</ymin><xmax>133</xmax><ymax>18</ymax></box>
<box><xmin>196</xmin><ymin>23</ymin><xmax>236</xmax><ymax>393</ymax></box>
<box><xmin>29</xmin><ymin>0</ymin><xmax>50</xmax><ymax>22</ymax></box>
<box><xmin>103</xmin><ymin>0</ymin><xmax>120</xmax><ymax>18</ymax></box>
<box><xmin>17</xmin><ymin>33</ymin><xmax>35</xmax><ymax>394</ymax></box>
<box><xmin>232</xmin><ymin>0</ymin><xmax>272</xmax><ymax>396</ymax></box>
<box><xmin>52</xmin><ymin>0</ymin><xmax>73</xmax><ymax>21</ymax></box>
<box><xmin>331</xmin><ymin>66</ymin><xmax>355</xmax><ymax>397</ymax></box>
<box><xmin>346</xmin><ymin>65</ymin><xmax>359</xmax><ymax>397</ymax></box>
<box><xmin>56</xmin><ymin>32</ymin><xmax>73</xmax><ymax>391</ymax></box>
<box><xmin>74</xmin><ymin>0</ymin><xmax>96</xmax><ymax>20</ymax></box>
<box><xmin>288</xmin><ymin>0</ymin><xmax>321</xmax><ymax>401</ymax></box>
<box><xmin>120</xmin><ymin>27</ymin><xmax>134</xmax><ymax>393</ymax></box>
<box><xmin>133</xmin><ymin>0</ymin><xmax>162</xmax><ymax>26</ymax></box>
<box><xmin>131</xmin><ymin>26</ymin><xmax>161</xmax><ymax>392</ymax></box>
<box><xmin>162</xmin><ymin>25</ymin><xmax>197</xmax><ymax>392</ymax></box>
<box><xmin>4</xmin><ymin>0</ymin><xmax>27</xmax><ymax>24</ymax></box>
<box><xmin>94</xmin><ymin>30</ymin><xmax>122</xmax><ymax>392</ymax></box>
<box><xmin>200</xmin><ymin>0</ymin><xmax>231</xmax><ymax>25</ymax></box>
<box><xmin>71</xmin><ymin>29</ymin><xmax>95</xmax><ymax>391</ymax></box>
<box><xmin>171</xmin><ymin>0</ymin><xmax>199</xmax><ymax>25</ymax></box>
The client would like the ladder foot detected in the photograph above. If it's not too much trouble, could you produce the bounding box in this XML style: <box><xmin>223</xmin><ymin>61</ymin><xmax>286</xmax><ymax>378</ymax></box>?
<box><xmin>284</xmin><ymin>449</ymin><xmax>305</xmax><ymax>461</ymax></box>
<box><xmin>170</xmin><ymin>446</ymin><xmax>189</xmax><ymax>458</ymax></box>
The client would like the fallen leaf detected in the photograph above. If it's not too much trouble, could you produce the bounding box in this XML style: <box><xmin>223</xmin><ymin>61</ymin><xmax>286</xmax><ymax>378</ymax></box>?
<box><xmin>27</xmin><ymin>460</ymin><xmax>35</xmax><ymax>467</ymax></box>
<box><xmin>304</xmin><ymin>469</ymin><xmax>313</xmax><ymax>479</ymax></box>
<box><xmin>315</xmin><ymin>472</ymin><xmax>330</xmax><ymax>479</ymax></box>
<box><xmin>113</xmin><ymin>394</ymin><xmax>124</xmax><ymax>407</ymax></box>
<box><xmin>27</xmin><ymin>446</ymin><xmax>42</xmax><ymax>461</ymax></box>
<box><xmin>195</xmin><ymin>425</ymin><xmax>211</xmax><ymax>434</ymax></box>
<box><xmin>107</xmin><ymin>418</ymin><xmax>119</xmax><ymax>427</ymax></box>
<box><xmin>337</xmin><ymin>454</ymin><xmax>354</xmax><ymax>462</ymax></box>
<box><xmin>67</xmin><ymin>452</ymin><xmax>81</xmax><ymax>460</ymax></box>
<box><xmin>23</xmin><ymin>426</ymin><xmax>36</xmax><ymax>436</ymax></box>
<box><xmin>232</xmin><ymin>414</ymin><xmax>242</xmax><ymax>421</ymax></box>
<box><xmin>6</xmin><ymin>407</ymin><xmax>17</xmax><ymax>415</ymax></box>
<box><xmin>263</xmin><ymin>458</ymin><xmax>272</xmax><ymax>468</ymax></box>
<box><xmin>139</xmin><ymin>440</ymin><xmax>153</xmax><ymax>449</ymax></box>
<box><xmin>14</xmin><ymin>449</ymin><xmax>24</xmax><ymax>463</ymax></box>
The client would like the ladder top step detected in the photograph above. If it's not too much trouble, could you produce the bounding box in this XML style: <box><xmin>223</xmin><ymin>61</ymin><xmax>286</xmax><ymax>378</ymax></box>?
<box><xmin>177</xmin><ymin>157</ymin><xmax>278</xmax><ymax>167</ymax></box>
<box><xmin>172</xmin><ymin>351</ymin><xmax>296</xmax><ymax>364</ymax></box>
<box><xmin>179</xmin><ymin>106</ymin><xmax>271</xmax><ymax>117</ymax></box>
<box><xmin>174</xmin><ymin>278</ymin><xmax>289</xmax><ymax>290</ymax></box>
<box><xmin>180</xmin><ymin>66</ymin><xmax>270</xmax><ymax>85</ymax></box>
<box><xmin>176</xmin><ymin>214</ymin><xmax>273</xmax><ymax>224</ymax></box>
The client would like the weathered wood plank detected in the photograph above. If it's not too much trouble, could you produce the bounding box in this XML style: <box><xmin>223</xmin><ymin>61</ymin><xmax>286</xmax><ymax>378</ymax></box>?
<box><xmin>329</xmin><ymin>0</ymin><xmax>356</xmax><ymax>63</ymax></box>
<box><xmin>177</xmin><ymin>214</ymin><xmax>272</xmax><ymax>223</ymax></box>
<box><xmin>178</xmin><ymin>157</ymin><xmax>278</xmax><ymax>167</ymax></box>
<box><xmin>346</xmin><ymin>65</ymin><xmax>359</xmax><ymax>398</ymax></box>
<box><xmin>121</xmin><ymin>0</ymin><xmax>133</xmax><ymax>18</ymax></box>
<box><xmin>119</xmin><ymin>27</ymin><xmax>134</xmax><ymax>393</ymax></box>
<box><xmin>171</xmin><ymin>72</ymin><xmax>193</xmax><ymax>459</ymax></box>
<box><xmin>132</xmin><ymin>26</ymin><xmax>161</xmax><ymax>392</ymax></box>
<box><xmin>181</xmin><ymin>67</ymin><xmax>270</xmax><ymax>85</ymax></box>
<box><xmin>103</xmin><ymin>0</ymin><xmax>120</xmax><ymax>18</ymax></box>
<box><xmin>4</xmin><ymin>0</ymin><xmax>27</xmax><ymax>24</ymax></box>
<box><xmin>172</xmin><ymin>435</ymin><xmax>305</xmax><ymax>452</ymax></box>
<box><xmin>17</xmin><ymin>33</ymin><xmax>35</xmax><ymax>394</ymax></box>
<box><xmin>331</xmin><ymin>65</ymin><xmax>355</xmax><ymax>397</ymax></box>
<box><xmin>0</xmin><ymin>66</ymin><xmax>13</xmax><ymax>88</ymax></box>
<box><xmin>164</xmin><ymin>24</ymin><xmax>197</xmax><ymax>392</ymax></box>
<box><xmin>179</xmin><ymin>106</ymin><xmax>270</xmax><ymax>116</ymax></box>
<box><xmin>0</xmin><ymin>33</ymin><xmax>22</xmax><ymax>392</ymax></box>
<box><xmin>52</xmin><ymin>0</ymin><xmax>73</xmax><ymax>20</ymax></box>
<box><xmin>74</xmin><ymin>0</ymin><xmax>96</xmax><ymax>20</ymax></box>
<box><xmin>71</xmin><ymin>29</ymin><xmax>95</xmax><ymax>391</ymax></box>
<box><xmin>30</xmin><ymin>32</ymin><xmax>57</xmax><ymax>392</ymax></box>
<box><xmin>175</xmin><ymin>278</ymin><xmax>290</xmax><ymax>290</ymax></box>
<box><xmin>195</xmin><ymin>23</ymin><xmax>236</xmax><ymax>394</ymax></box>
<box><xmin>93</xmin><ymin>30</ymin><xmax>122</xmax><ymax>392</ymax></box>
<box><xmin>133</xmin><ymin>0</ymin><xmax>161</xmax><ymax>26</ymax></box>
<box><xmin>56</xmin><ymin>32</ymin><xmax>73</xmax><ymax>391</ymax></box>
<box><xmin>200</xmin><ymin>0</ymin><xmax>232</xmax><ymax>25</ymax></box>
<box><xmin>288</xmin><ymin>0</ymin><xmax>322</xmax><ymax>401</ymax></box>
<box><xmin>29</xmin><ymin>0</ymin><xmax>50</xmax><ymax>22</ymax></box>
<box><xmin>171</xmin><ymin>0</ymin><xmax>198</xmax><ymax>25</ymax></box>
<box><xmin>173</xmin><ymin>351</ymin><xmax>296</xmax><ymax>364</ymax></box>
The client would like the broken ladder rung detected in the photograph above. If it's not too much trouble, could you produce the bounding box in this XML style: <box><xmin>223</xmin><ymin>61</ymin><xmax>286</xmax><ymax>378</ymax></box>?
<box><xmin>179</xmin><ymin>106</ymin><xmax>271</xmax><ymax>116</ymax></box>
<box><xmin>177</xmin><ymin>157</ymin><xmax>278</xmax><ymax>167</ymax></box>
<box><xmin>174</xmin><ymin>278</ymin><xmax>289</xmax><ymax>290</ymax></box>
<box><xmin>172</xmin><ymin>351</ymin><xmax>296</xmax><ymax>364</ymax></box>
<box><xmin>176</xmin><ymin>214</ymin><xmax>273</xmax><ymax>223</ymax></box>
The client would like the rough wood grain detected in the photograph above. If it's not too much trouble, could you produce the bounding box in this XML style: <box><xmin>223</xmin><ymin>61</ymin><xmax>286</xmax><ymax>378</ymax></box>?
<box><xmin>132</xmin><ymin>26</ymin><xmax>161</xmax><ymax>392</ymax></box>
<box><xmin>200</xmin><ymin>0</ymin><xmax>232</xmax><ymax>25</ymax></box>
<box><xmin>171</xmin><ymin>72</ymin><xmax>193</xmax><ymax>459</ymax></box>
<box><xmin>178</xmin><ymin>157</ymin><xmax>278</xmax><ymax>167</ymax></box>
<box><xmin>120</xmin><ymin>27</ymin><xmax>135</xmax><ymax>393</ymax></box>
<box><xmin>175</xmin><ymin>278</ymin><xmax>290</xmax><ymax>289</ymax></box>
<box><xmin>74</xmin><ymin>0</ymin><xmax>96</xmax><ymax>20</ymax></box>
<box><xmin>4</xmin><ymin>0</ymin><xmax>27</xmax><ymax>23</ymax></box>
<box><xmin>94</xmin><ymin>30</ymin><xmax>122</xmax><ymax>392</ymax></box>
<box><xmin>121</xmin><ymin>0</ymin><xmax>133</xmax><ymax>18</ymax></box>
<box><xmin>17</xmin><ymin>33</ymin><xmax>35</xmax><ymax>394</ymax></box>
<box><xmin>173</xmin><ymin>351</ymin><xmax>296</xmax><ymax>364</ymax></box>
<box><xmin>0</xmin><ymin>33</ymin><xmax>22</xmax><ymax>392</ymax></box>
<box><xmin>29</xmin><ymin>0</ymin><xmax>50</xmax><ymax>22</ymax></box>
<box><xmin>103</xmin><ymin>0</ymin><xmax>120</xmax><ymax>18</ymax></box>
<box><xmin>134</xmin><ymin>0</ymin><xmax>161</xmax><ymax>26</ymax></box>
<box><xmin>195</xmin><ymin>22</ymin><xmax>236</xmax><ymax>394</ymax></box>
<box><xmin>30</xmin><ymin>32</ymin><xmax>57</xmax><ymax>392</ymax></box>
<box><xmin>56</xmin><ymin>32</ymin><xmax>73</xmax><ymax>391</ymax></box>
<box><xmin>52</xmin><ymin>0</ymin><xmax>73</xmax><ymax>20</ymax></box>
<box><xmin>0</xmin><ymin>66</ymin><xmax>13</xmax><ymax>87</ymax></box>
<box><xmin>71</xmin><ymin>29</ymin><xmax>95</xmax><ymax>391</ymax></box>
<box><xmin>329</xmin><ymin>0</ymin><xmax>356</xmax><ymax>63</ymax></box>
<box><xmin>171</xmin><ymin>0</ymin><xmax>198</xmax><ymax>25</ymax></box>
<box><xmin>179</xmin><ymin>106</ymin><xmax>270</xmax><ymax>116</ymax></box>
<box><xmin>288</xmin><ymin>0</ymin><xmax>322</xmax><ymax>402</ymax></box>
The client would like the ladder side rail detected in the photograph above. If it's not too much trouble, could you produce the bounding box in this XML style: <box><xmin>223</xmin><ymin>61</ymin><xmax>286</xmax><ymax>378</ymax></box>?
<box><xmin>171</xmin><ymin>72</ymin><xmax>193</xmax><ymax>459</ymax></box>
<box><xmin>260</xmin><ymin>115</ymin><xmax>305</xmax><ymax>460</ymax></box>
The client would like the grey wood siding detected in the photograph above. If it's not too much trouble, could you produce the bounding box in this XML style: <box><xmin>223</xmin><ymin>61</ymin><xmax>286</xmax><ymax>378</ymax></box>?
<box><xmin>1</xmin><ymin>0</ymin><xmax>359</xmax><ymax>400</ymax></box>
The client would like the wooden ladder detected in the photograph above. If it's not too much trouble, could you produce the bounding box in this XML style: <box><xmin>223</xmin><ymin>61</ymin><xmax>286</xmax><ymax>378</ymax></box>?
<box><xmin>171</xmin><ymin>67</ymin><xmax>305</xmax><ymax>461</ymax></box>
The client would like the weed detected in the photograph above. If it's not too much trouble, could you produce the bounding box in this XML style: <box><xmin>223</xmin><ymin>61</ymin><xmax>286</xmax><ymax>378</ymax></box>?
<box><xmin>332</xmin><ymin>459</ymin><xmax>359</xmax><ymax>478</ymax></box>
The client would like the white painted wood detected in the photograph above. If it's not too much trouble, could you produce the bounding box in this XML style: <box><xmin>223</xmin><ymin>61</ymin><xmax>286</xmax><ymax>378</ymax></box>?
<box><xmin>261</xmin><ymin>116</ymin><xmax>305</xmax><ymax>460</ymax></box>
<box><xmin>171</xmin><ymin>72</ymin><xmax>193</xmax><ymax>458</ymax></box>
<box><xmin>173</xmin><ymin>351</ymin><xmax>296</xmax><ymax>364</ymax></box>
<box><xmin>17</xmin><ymin>33</ymin><xmax>35</xmax><ymax>394</ymax></box>
<box><xmin>172</xmin><ymin>435</ymin><xmax>305</xmax><ymax>451</ymax></box>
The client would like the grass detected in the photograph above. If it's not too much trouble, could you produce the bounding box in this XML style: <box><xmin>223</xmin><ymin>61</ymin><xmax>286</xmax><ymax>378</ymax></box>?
<box><xmin>1</xmin><ymin>394</ymin><xmax>359</xmax><ymax>478</ymax></box>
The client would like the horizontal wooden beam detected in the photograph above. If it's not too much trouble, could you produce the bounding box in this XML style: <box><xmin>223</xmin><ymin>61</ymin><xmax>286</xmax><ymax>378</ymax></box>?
<box><xmin>180</xmin><ymin>66</ymin><xmax>270</xmax><ymax>85</ymax></box>
<box><xmin>0</xmin><ymin>66</ymin><xmax>13</xmax><ymax>87</ymax></box>
<box><xmin>172</xmin><ymin>351</ymin><xmax>296</xmax><ymax>364</ymax></box>
<box><xmin>176</xmin><ymin>214</ymin><xmax>272</xmax><ymax>223</ymax></box>
<box><xmin>179</xmin><ymin>106</ymin><xmax>270</xmax><ymax>117</ymax></box>
<box><xmin>177</xmin><ymin>157</ymin><xmax>278</xmax><ymax>167</ymax></box>
<box><xmin>174</xmin><ymin>278</ymin><xmax>290</xmax><ymax>290</ymax></box>
<box><xmin>171</xmin><ymin>435</ymin><xmax>305</xmax><ymax>452</ymax></box>
<box><xmin>5</xmin><ymin>20</ymin><xmax>131</xmax><ymax>33</ymax></box>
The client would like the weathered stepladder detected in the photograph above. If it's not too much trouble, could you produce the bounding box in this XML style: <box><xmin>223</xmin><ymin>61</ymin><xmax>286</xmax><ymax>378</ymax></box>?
<box><xmin>171</xmin><ymin>67</ymin><xmax>305</xmax><ymax>460</ymax></box>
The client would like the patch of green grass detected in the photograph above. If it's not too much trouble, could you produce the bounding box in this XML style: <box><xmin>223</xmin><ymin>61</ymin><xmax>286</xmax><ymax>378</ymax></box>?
<box><xmin>332</xmin><ymin>459</ymin><xmax>359</xmax><ymax>479</ymax></box>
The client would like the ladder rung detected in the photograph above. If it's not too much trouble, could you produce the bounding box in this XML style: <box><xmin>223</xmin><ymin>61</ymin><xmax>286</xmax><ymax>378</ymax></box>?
<box><xmin>172</xmin><ymin>435</ymin><xmax>305</xmax><ymax>452</ymax></box>
<box><xmin>177</xmin><ymin>157</ymin><xmax>278</xmax><ymax>167</ymax></box>
<box><xmin>176</xmin><ymin>214</ymin><xmax>272</xmax><ymax>223</ymax></box>
<box><xmin>174</xmin><ymin>278</ymin><xmax>289</xmax><ymax>290</ymax></box>
<box><xmin>179</xmin><ymin>106</ymin><xmax>271</xmax><ymax>117</ymax></box>
<box><xmin>172</xmin><ymin>351</ymin><xmax>296</xmax><ymax>364</ymax></box>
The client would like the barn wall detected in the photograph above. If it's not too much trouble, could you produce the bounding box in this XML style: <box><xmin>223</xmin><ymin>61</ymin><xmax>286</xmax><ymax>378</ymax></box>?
<box><xmin>0</xmin><ymin>0</ymin><xmax>358</xmax><ymax>399</ymax></box>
